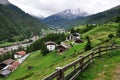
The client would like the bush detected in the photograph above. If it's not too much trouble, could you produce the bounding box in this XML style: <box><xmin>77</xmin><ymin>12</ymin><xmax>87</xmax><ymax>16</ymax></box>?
<box><xmin>108</xmin><ymin>34</ymin><xmax>114</xmax><ymax>39</ymax></box>
<box><xmin>84</xmin><ymin>36</ymin><xmax>92</xmax><ymax>51</ymax></box>
<box><xmin>41</xmin><ymin>42</ymin><xmax>49</xmax><ymax>55</ymax></box>
<box><xmin>116</xmin><ymin>24</ymin><xmax>120</xmax><ymax>37</ymax></box>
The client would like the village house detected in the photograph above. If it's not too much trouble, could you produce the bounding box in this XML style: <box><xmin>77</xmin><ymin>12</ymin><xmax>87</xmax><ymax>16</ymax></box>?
<box><xmin>0</xmin><ymin>48</ymin><xmax>6</xmax><ymax>55</ymax></box>
<box><xmin>0</xmin><ymin>59</ymin><xmax>15</xmax><ymax>77</ymax></box>
<box><xmin>45</xmin><ymin>41</ymin><xmax>57</xmax><ymax>51</ymax></box>
<box><xmin>56</xmin><ymin>28</ymin><xmax>65</xmax><ymax>33</ymax></box>
<box><xmin>31</xmin><ymin>36</ymin><xmax>39</xmax><ymax>42</ymax></box>
<box><xmin>57</xmin><ymin>43</ymin><xmax>70</xmax><ymax>53</ymax></box>
<box><xmin>75</xmin><ymin>39</ymin><xmax>84</xmax><ymax>44</ymax></box>
<box><xmin>8</xmin><ymin>61</ymin><xmax>20</xmax><ymax>72</ymax></box>
<box><xmin>0</xmin><ymin>69</ymin><xmax>11</xmax><ymax>77</ymax></box>
<box><xmin>14</xmin><ymin>51</ymin><xmax>26</xmax><ymax>59</ymax></box>
<box><xmin>0</xmin><ymin>59</ymin><xmax>14</xmax><ymax>70</ymax></box>
<box><xmin>66</xmin><ymin>33</ymin><xmax>81</xmax><ymax>41</ymax></box>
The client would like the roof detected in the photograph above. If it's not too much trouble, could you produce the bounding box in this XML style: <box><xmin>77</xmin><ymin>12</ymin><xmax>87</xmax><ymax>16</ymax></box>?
<box><xmin>45</xmin><ymin>41</ymin><xmax>56</xmax><ymax>45</ymax></box>
<box><xmin>0</xmin><ymin>48</ymin><xmax>6</xmax><ymax>54</ymax></box>
<box><xmin>2</xmin><ymin>59</ymin><xmax>14</xmax><ymax>65</ymax></box>
<box><xmin>0</xmin><ymin>69</ymin><xmax>11</xmax><ymax>76</ymax></box>
<box><xmin>72</xmin><ymin>33</ymin><xmax>80</xmax><ymax>36</ymax></box>
<box><xmin>75</xmin><ymin>39</ymin><xmax>83</xmax><ymax>43</ymax></box>
<box><xmin>58</xmin><ymin>43</ymin><xmax>70</xmax><ymax>49</ymax></box>
<box><xmin>9</xmin><ymin>61</ymin><xmax>20</xmax><ymax>71</ymax></box>
<box><xmin>16</xmin><ymin>51</ymin><xmax>26</xmax><ymax>56</ymax></box>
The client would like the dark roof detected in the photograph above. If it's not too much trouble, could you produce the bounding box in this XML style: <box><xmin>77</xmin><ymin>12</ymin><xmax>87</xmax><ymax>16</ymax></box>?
<box><xmin>45</xmin><ymin>41</ymin><xmax>56</xmax><ymax>45</ymax></box>
<box><xmin>16</xmin><ymin>51</ymin><xmax>26</xmax><ymax>56</ymax></box>
<box><xmin>75</xmin><ymin>39</ymin><xmax>83</xmax><ymax>43</ymax></box>
<box><xmin>72</xmin><ymin>33</ymin><xmax>80</xmax><ymax>36</ymax></box>
<box><xmin>2</xmin><ymin>59</ymin><xmax>14</xmax><ymax>65</ymax></box>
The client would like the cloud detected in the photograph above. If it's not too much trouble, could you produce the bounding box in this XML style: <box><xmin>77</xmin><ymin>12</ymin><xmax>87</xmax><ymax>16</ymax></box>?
<box><xmin>0</xmin><ymin>0</ymin><xmax>9</xmax><ymax>5</ymax></box>
<box><xmin>8</xmin><ymin>0</ymin><xmax>120</xmax><ymax>17</ymax></box>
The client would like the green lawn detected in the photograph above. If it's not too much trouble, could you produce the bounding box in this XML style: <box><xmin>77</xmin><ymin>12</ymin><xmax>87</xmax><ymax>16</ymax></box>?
<box><xmin>82</xmin><ymin>23</ymin><xmax>119</xmax><ymax>47</ymax></box>
<box><xmin>1</xmin><ymin>43</ymin><xmax>85</xmax><ymax>80</ymax></box>
<box><xmin>0</xmin><ymin>42</ymin><xmax>15</xmax><ymax>48</ymax></box>
<box><xmin>76</xmin><ymin>50</ymin><xmax>120</xmax><ymax>80</ymax></box>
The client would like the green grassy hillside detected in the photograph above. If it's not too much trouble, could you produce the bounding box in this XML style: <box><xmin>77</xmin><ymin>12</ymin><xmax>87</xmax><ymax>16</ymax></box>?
<box><xmin>0</xmin><ymin>43</ymin><xmax>85</xmax><ymax>80</ymax></box>
<box><xmin>76</xmin><ymin>50</ymin><xmax>120</xmax><ymax>80</ymax></box>
<box><xmin>0</xmin><ymin>4</ymin><xmax>46</xmax><ymax>42</ymax></box>
<box><xmin>79</xmin><ymin>23</ymin><xmax>119</xmax><ymax>46</ymax></box>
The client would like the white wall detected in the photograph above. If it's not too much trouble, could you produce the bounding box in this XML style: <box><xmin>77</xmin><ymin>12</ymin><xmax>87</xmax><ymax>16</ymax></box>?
<box><xmin>47</xmin><ymin>45</ymin><xmax>56</xmax><ymax>51</ymax></box>
<box><xmin>14</xmin><ymin>54</ymin><xmax>22</xmax><ymax>59</ymax></box>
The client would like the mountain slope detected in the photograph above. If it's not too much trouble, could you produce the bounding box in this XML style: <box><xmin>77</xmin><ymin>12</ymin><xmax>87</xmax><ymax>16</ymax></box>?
<box><xmin>43</xmin><ymin>9</ymin><xmax>88</xmax><ymax>28</ymax></box>
<box><xmin>76</xmin><ymin>5</ymin><xmax>120</xmax><ymax>24</ymax></box>
<box><xmin>86</xmin><ymin>5</ymin><xmax>120</xmax><ymax>24</ymax></box>
<box><xmin>0</xmin><ymin>1</ymin><xmax>46</xmax><ymax>42</ymax></box>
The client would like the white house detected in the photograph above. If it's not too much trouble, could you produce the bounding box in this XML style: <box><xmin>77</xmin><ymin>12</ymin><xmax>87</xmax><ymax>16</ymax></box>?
<box><xmin>66</xmin><ymin>33</ymin><xmax>80</xmax><ymax>41</ymax></box>
<box><xmin>14</xmin><ymin>51</ymin><xmax>26</xmax><ymax>59</ymax></box>
<box><xmin>45</xmin><ymin>41</ymin><xmax>56</xmax><ymax>51</ymax></box>
<box><xmin>31</xmin><ymin>36</ymin><xmax>39</xmax><ymax>42</ymax></box>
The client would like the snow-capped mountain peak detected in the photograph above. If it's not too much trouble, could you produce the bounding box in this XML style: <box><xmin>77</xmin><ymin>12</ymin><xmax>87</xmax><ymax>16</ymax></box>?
<box><xmin>56</xmin><ymin>8</ymin><xmax>89</xmax><ymax>19</ymax></box>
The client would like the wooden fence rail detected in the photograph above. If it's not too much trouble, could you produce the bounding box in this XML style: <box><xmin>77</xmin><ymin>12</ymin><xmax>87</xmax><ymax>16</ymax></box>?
<box><xmin>43</xmin><ymin>44</ymin><xmax>120</xmax><ymax>80</ymax></box>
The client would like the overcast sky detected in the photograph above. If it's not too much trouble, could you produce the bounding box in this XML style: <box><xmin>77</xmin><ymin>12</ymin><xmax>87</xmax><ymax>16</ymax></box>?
<box><xmin>8</xmin><ymin>0</ymin><xmax>120</xmax><ymax>17</ymax></box>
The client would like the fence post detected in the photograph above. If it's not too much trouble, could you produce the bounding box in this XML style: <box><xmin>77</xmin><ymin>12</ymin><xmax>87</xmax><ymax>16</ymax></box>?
<box><xmin>79</xmin><ymin>56</ymin><xmax>84</xmax><ymax>63</ymax></box>
<box><xmin>98</xmin><ymin>45</ymin><xmax>101</xmax><ymax>56</ymax></box>
<box><xmin>79</xmin><ymin>56</ymin><xmax>84</xmax><ymax>71</ymax></box>
<box><xmin>56</xmin><ymin>67</ymin><xmax>64</xmax><ymax>80</ymax></box>
<box><xmin>106</xmin><ymin>46</ymin><xmax>108</xmax><ymax>53</ymax></box>
<box><xmin>114</xmin><ymin>44</ymin><xmax>118</xmax><ymax>49</ymax></box>
<box><xmin>111</xmin><ymin>44</ymin><xmax>114</xmax><ymax>51</ymax></box>
<box><xmin>91</xmin><ymin>50</ymin><xmax>94</xmax><ymax>62</ymax></box>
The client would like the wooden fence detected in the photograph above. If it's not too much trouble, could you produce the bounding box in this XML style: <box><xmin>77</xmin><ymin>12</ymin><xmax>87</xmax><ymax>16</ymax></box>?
<box><xmin>43</xmin><ymin>44</ymin><xmax>120</xmax><ymax>80</ymax></box>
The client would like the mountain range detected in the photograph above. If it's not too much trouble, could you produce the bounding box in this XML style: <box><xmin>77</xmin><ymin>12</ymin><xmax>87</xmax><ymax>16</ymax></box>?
<box><xmin>0</xmin><ymin>0</ymin><xmax>46</xmax><ymax>42</ymax></box>
<box><xmin>42</xmin><ymin>5</ymin><xmax>120</xmax><ymax>28</ymax></box>
<box><xmin>42</xmin><ymin>9</ymin><xmax>88</xmax><ymax>28</ymax></box>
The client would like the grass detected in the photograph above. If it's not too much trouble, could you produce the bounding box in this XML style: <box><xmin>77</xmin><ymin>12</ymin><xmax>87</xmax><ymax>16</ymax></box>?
<box><xmin>0</xmin><ymin>43</ymin><xmax>85</xmax><ymax>80</ymax></box>
<box><xmin>0</xmin><ymin>42</ymin><xmax>15</xmax><ymax>48</ymax></box>
<box><xmin>82</xmin><ymin>23</ymin><xmax>119</xmax><ymax>47</ymax></box>
<box><xmin>76</xmin><ymin>50</ymin><xmax>120</xmax><ymax>80</ymax></box>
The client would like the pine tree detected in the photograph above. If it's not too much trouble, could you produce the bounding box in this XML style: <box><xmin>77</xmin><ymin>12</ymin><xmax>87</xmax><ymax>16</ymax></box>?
<box><xmin>84</xmin><ymin>36</ymin><xmax>92</xmax><ymax>51</ymax></box>
<box><xmin>116</xmin><ymin>23</ymin><xmax>120</xmax><ymax>37</ymax></box>
<box><xmin>41</xmin><ymin>42</ymin><xmax>49</xmax><ymax>55</ymax></box>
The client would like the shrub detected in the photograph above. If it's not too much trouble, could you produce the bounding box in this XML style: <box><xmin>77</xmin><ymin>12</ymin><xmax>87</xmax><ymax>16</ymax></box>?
<box><xmin>108</xmin><ymin>34</ymin><xmax>114</xmax><ymax>39</ymax></box>
<box><xmin>84</xmin><ymin>36</ymin><xmax>92</xmax><ymax>51</ymax></box>
<box><xmin>116</xmin><ymin>23</ymin><xmax>120</xmax><ymax>37</ymax></box>
<box><xmin>41</xmin><ymin>42</ymin><xmax>49</xmax><ymax>55</ymax></box>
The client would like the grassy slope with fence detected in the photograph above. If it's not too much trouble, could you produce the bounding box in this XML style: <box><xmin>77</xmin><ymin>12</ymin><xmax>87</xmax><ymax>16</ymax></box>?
<box><xmin>76</xmin><ymin>49</ymin><xmax>120</xmax><ymax>80</ymax></box>
<box><xmin>0</xmin><ymin>23</ymin><xmax>120</xmax><ymax>80</ymax></box>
